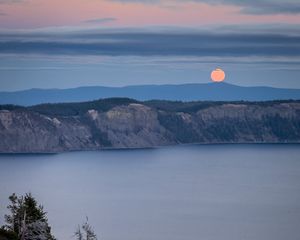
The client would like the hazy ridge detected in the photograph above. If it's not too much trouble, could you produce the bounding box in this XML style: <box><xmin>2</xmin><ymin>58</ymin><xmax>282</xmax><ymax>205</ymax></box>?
<box><xmin>1</xmin><ymin>82</ymin><xmax>300</xmax><ymax>106</ymax></box>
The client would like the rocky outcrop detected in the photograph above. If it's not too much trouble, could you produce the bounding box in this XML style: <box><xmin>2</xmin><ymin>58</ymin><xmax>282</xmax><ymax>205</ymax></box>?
<box><xmin>0</xmin><ymin>100</ymin><xmax>299</xmax><ymax>153</ymax></box>
<box><xmin>88</xmin><ymin>104</ymin><xmax>171</xmax><ymax>148</ymax></box>
<box><xmin>0</xmin><ymin>110</ymin><xmax>96</xmax><ymax>153</ymax></box>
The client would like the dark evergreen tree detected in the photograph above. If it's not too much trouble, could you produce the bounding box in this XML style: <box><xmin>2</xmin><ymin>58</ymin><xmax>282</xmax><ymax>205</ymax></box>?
<box><xmin>0</xmin><ymin>227</ymin><xmax>18</xmax><ymax>240</ymax></box>
<box><xmin>4</xmin><ymin>193</ymin><xmax>55</xmax><ymax>240</ymax></box>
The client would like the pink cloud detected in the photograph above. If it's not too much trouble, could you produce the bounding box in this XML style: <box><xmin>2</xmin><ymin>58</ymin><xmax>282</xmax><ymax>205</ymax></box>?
<box><xmin>0</xmin><ymin>0</ymin><xmax>299</xmax><ymax>29</ymax></box>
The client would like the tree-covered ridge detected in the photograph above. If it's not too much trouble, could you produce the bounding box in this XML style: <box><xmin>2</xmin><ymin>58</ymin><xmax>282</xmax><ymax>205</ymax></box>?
<box><xmin>1</xmin><ymin>98</ymin><xmax>299</xmax><ymax>117</ymax></box>
<box><xmin>29</xmin><ymin>98</ymin><xmax>139</xmax><ymax>117</ymax></box>
<box><xmin>145</xmin><ymin>99</ymin><xmax>300</xmax><ymax>113</ymax></box>
<box><xmin>0</xmin><ymin>105</ymin><xmax>25</xmax><ymax>111</ymax></box>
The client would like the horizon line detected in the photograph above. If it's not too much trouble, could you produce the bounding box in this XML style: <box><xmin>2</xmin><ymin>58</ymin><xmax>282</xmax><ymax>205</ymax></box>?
<box><xmin>1</xmin><ymin>81</ymin><xmax>300</xmax><ymax>93</ymax></box>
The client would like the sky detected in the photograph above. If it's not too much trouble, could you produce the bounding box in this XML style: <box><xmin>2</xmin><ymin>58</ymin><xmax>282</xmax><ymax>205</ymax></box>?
<box><xmin>0</xmin><ymin>0</ymin><xmax>300</xmax><ymax>91</ymax></box>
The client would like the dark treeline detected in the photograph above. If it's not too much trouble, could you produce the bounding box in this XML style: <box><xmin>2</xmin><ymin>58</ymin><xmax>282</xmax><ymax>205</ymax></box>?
<box><xmin>1</xmin><ymin>98</ymin><xmax>299</xmax><ymax>117</ymax></box>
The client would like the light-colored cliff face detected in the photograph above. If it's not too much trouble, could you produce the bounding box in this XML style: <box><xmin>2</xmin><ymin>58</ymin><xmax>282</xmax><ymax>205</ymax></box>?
<box><xmin>197</xmin><ymin>103</ymin><xmax>300</xmax><ymax>121</ymax></box>
<box><xmin>0</xmin><ymin>110</ymin><xmax>96</xmax><ymax>153</ymax></box>
<box><xmin>0</xmin><ymin>101</ymin><xmax>300</xmax><ymax>153</ymax></box>
<box><xmin>191</xmin><ymin>103</ymin><xmax>300</xmax><ymax>143</ymax></box>
<box><xmin>87</xmin><ymin>103</ymin><xmax>171</xmax><ymax>148</ymax></box>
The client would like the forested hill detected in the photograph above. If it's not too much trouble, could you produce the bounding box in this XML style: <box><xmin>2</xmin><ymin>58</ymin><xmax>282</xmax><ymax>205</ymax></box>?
<box><xmin>0</xmin><ymin>98</ymin><xmax>300</xmax><ymax>153</ymax></box>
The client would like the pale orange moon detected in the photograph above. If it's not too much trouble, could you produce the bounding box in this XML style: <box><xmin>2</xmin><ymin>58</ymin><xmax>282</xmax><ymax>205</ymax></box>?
<box><xmin>211</xmin><ymin>68</ymin><xmax>225</xmax><ymax>82</ymax></box>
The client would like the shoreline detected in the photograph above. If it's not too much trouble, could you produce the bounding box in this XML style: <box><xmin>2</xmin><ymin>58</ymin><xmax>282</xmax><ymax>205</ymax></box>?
<box><xmin>1</xmin><ymin>141</ymin><xmax>300</xmax><ymax>155</ymax></box>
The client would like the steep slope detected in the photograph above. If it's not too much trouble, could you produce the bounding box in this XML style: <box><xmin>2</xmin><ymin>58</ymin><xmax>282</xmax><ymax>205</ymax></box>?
<box><xmin>0</xmin><ymin>99</ymin><xmax>299</xmax><ymax>153</ymax></box>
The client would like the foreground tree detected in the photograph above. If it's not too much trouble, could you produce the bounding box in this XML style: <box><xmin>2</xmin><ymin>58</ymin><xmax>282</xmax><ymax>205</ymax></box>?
<box><xmin>0</xmin><ymin>227</ymin><xmax>18</xmax><ymax>240</ymax></box>
<box><xmin>4</xmin><ymin>193</ymin><xmax>55</xmax><ymax>240</ymax></box>
<box><xmin>74</xmin><ymin>218</ymin><xmax>97</xmax><ymax>240</ymax></box>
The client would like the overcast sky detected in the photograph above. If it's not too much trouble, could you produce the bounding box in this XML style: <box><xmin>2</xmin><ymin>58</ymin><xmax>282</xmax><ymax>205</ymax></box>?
<box><xmin>0</xmin><ymin>0</ymin><xmax>300</xmax><ymax>91</ymax></box>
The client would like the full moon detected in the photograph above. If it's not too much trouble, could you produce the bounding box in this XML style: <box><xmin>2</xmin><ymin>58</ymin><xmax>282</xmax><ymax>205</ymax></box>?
<box><xmin>211</xmin><ymin>68</ymin><xmax>225</xmax><ymax>82</ymax></box>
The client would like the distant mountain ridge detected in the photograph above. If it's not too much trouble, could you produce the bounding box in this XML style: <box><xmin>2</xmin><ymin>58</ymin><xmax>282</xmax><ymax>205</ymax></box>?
<box><xmin>1</xmin><ymin>82</ymin><xmax>300</xmax><ymax>106</ymax></box>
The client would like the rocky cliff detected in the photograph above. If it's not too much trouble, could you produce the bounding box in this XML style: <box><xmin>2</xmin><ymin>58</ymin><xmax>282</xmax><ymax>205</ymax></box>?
<box><xmin>0</xmin><ymin>99</ymin><xmax>299</xmax><ymax>153</ymax></box>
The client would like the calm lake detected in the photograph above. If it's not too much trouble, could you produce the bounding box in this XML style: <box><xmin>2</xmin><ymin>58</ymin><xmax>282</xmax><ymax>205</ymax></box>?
<box><xmin>0</xmin><ymin>144</ymin><xmax>300</xmax><ymax>240</ymax></box>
